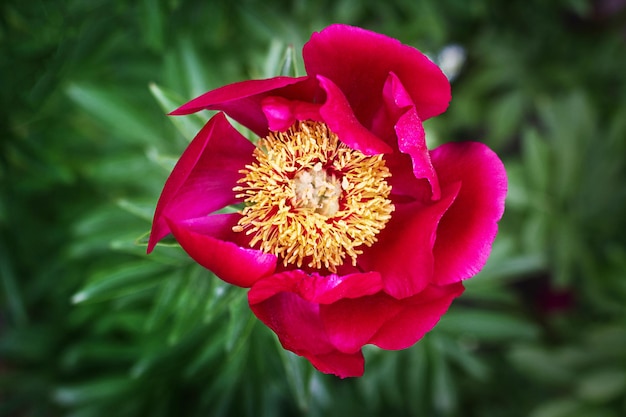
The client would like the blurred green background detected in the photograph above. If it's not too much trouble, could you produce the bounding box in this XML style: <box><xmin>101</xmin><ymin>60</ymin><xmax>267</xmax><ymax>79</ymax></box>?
<box><xmin>2</xmin><ymin>0</ymin><xmax>626</xmax><ymax>416</ymax></box>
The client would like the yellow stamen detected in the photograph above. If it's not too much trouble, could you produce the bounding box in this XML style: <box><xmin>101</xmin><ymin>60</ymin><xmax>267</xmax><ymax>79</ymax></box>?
<box><xmin>233</xmin><ymin>121</ymin><xmax>394</xmax><ymax>272</ymax></box>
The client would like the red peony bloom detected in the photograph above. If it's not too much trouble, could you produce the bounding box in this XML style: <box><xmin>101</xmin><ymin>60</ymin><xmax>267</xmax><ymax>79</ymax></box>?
<box><xmin>148</xmin><ymin>24</ymin><xmax>507</xmax><ymax>378</ymax></box>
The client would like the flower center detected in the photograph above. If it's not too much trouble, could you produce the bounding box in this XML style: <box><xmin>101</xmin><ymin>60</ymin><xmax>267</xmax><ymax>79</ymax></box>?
<box><xmin>292</xmin><ymin>162</ymin><xmax>342</xmax><ymax>216</ymax></box>
<box><xmin>232</xmin><ymin>121</ymin><xmax>394</xmax><ymax>272</ymax></box>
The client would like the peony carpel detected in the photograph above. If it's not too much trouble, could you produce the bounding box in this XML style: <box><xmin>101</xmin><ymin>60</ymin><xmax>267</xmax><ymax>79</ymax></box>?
<box><xmin>148</xmin><ymin>24</ymin><xmax>507</xmax><ymax>378</ymax></box>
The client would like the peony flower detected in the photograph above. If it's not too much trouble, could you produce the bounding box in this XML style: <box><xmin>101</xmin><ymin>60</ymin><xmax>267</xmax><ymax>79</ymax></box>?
<box><xmin>148</xmin><ymin>24</ymin><xmax>507</xmax><ymax>378</ymax></box>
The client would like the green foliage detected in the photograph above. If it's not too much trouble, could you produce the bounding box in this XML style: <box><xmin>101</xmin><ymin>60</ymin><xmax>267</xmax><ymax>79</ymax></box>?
<box><xmin>2</xmin><ymin>0</ymin><xmax>626</xmax><ymax>416</ymax></box>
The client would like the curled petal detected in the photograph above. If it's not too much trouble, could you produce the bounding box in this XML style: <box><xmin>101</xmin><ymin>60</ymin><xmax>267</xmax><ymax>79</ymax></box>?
<box><xmin>384</xmin><ymin>72</ymin><xmax>441</xmax><ymax>200</ymax></box>
<box><xmin>251</xmin><ymin>290</ymin><xmax>365</xmax><ymax>378</ymax></box>
<box><xmin>358</xmin><ymin>182</ymin><xmax>460</xmax><ymax>299</ymax></box>
<box><xmin>148</xmin><ymin>113</ymin><xmax>255</xmax><ymax>252</ymax></box>
<box><xmin>261</xmin><ymin>96</ymin><xmax>322</xmax><ymax>132</ymax></box>
<box><xmin>249</xmin><ymin>269</ymin><xmax>463</xmax><ymax>377</ymax></box>
<box><xmin>303</xmin><ymin>24</ymin><xmax>450</xmax><ymax>125</ymax></box>
<box><xmin>248</xmin><ymin>270</ymin><xmax>383</xmax><ymax>378</ymax></box>
<box><xmin>431</xmin><ymin>142</ymin><xmax>508</xmax><ymax>284</ymax></box>
<box><xmin>385</xmin><ymin>153</ymin><xmax>434</xmax><ymax>203</ymax></box>
<box><xmin>323</xmin><ymin>282</ymin><xmax>464</xmax><ymax>352</ymax></box>
<box><xmin>306</xmin><ymin>350</ymin><xmax>364</xmax><ymax>378</ymax></box>
<box><xmin>168</xmin><ymin>214</ymin><xmax>277</xmax><ymax>288</ymax></box>
<box><xmin>318</xmin><ymin>75</ymin><xmax>393</xmax><ymax>155</ymax></box>
<box><xmin>249</xmin><ymin>270</ymin><xmax>383</xmax><ymax>309</ymax></box>
<box><xmin>171</xmin><ymin>76</ymin><xmax>316</xmax><ymax>136</ymax></box>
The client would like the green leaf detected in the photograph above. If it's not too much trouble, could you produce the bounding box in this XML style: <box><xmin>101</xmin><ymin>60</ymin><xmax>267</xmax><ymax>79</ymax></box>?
<box><xmin>430</xmin><ymin>336</ymin><xmax>457</xmax><ymax>416</ymax></box>
<box><xmin>438</xmin><ymin>335</ymin><xmax>489</xmax><ymax>381</ymax></box>
<box><xmin>138</xmin><ymin>0</ymin><xmax>165</xmax><ymax>52</ymax></box>
<box><xmin>116</xmin><ymin>199</ymin><xmax>154</xmax><ymax>223</ymax></box>
<box><xmin>177</xmin><ymin>36</ymin><xmax>213</xmax><ymax>97</ymax></box>
<box><xmin>0</xmin><ymin>242</ymin><xmax>28</xmax><ymax>326</ymax></box>
<box><xmin>508</xmin><ymin>345</ymin><xmax>574</xmax><ymax>385</ymax></box>
<box><xmin>66</xmin><ymin>83</ymin><xmax>162</xmax><ymax>146</ymax></box>
<box><xmin>468</xmin><ymin>235</ymin><xmax>546</xmax><ymax>286</ymax></box>
<box><xmin>529</xmin><ymin>398</ymin><xmax>583</xmax><ymax>417</ymax></box>
<box><xmin>437</xmin><ymin>309</ymin><xmax>539</xmax><ymax>342</ymax></box>
<box><xmin>577</xmin><ymin>369</ymin><xmax>626</xmax><ymax>403</ymax></box>
<box><xmin>276</xmin><ymin>338</ymin><xmax>312</xmax><ymax>412</ymax></box>
<box><xmin>145</xmin><ymin>146</ymin><xmax>179</xmax><ymax>172</ymax></box>
<box><xmin>53</xmin><ymin>377</ymin><xmax>132</xmax><ymax>406</ymax></box>
<box><xmin>181</xmin><ymin>330</ymin><xmax>228</xmax><ymax>379</ymax></box>
<box><xmin>72</xmin><ymin>262</ymin><xmax>169</xmax><ymax>304</ymax></box>
<box><xmin>404</xmin><ymin>342</ymin><xmax>429</xmax><ymax>416</ymax></box>
<box><xmin>149</xmin><ymin>82</ymin><xmax>207</xmax><ymax>142</ymax></box>
<box><xmin>225</xmin><ymin>301</ymin><xmax>255</xmax><ymax>352</ymax></box>
<box><xmin>262</xmin><ymin>40</ymin><xmax>300</xmax><ymax>78</ymax></box>
<box><xmin>522</xmin><ymin>127</ymin><xmax>551</xmax><ymax>196</ymax></box>
<box><xmin>488</xmin><ymin>90</ymin><xmax>525</xmax><ymax>145</ymax></box>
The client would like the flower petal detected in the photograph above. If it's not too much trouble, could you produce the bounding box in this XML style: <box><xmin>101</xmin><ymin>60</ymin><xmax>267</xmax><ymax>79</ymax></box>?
<box><xmin>171</xmin><ymin>76</ymin><xmax>315</xmax><ymax>136</ymax></box>
<box><xmin>384</xmin><ymin>72</ymin><xmax>441</xmax><ymax>200</ymax></box>
<box><xmin>320</xmin><ymin>283</ymin><xmax>463</xmax><ymax>352</ymax></box>
<box><xmin>368</xmin><ymin>282</ymin><xmax>464</xmax><ymax>349</ymax></box>
<box><xmin>431</xmin><ymin>142</ymin><xmax>508</xmax><ymax>284</ymax></box>
<box><xmin>148</xmin><ymin>113</ymin><xmax>255</xmax><ymax>252</ymax></box>
<box><xmin>317</xmin><ymin>75</ymin><xmax>392</xmax><ymax>155</ymax></box>
<box><xmin>248</xmin><ymin>270</ymin><xmax>383</xmax><ymax>377</ymax></box>
<box><xmin>261</xmin><ymin>96</ymin><xmax>322</xmax><ymax>132</ymax></box>
<box><xmin>320</xmin><ymin>282</ymin><xmax>463</xmax><ymax>352</ymax></box>
<box><xmin>249</xmin><ymin>269</ymin><xmax>383</xmax><ymax>309</ymax></box>
<box><xmin>303</xmin><ymin>24</ymin><xmax>450</xmax><ymax>125</ymax></box>
<box><xmin>385</xmin><ymin>153</ymin><xmax>434</xmax><ymax>203</ymax></box>
<box><xmin>306</xmin><ymin>350</ymin><xmax>364</xmax><ymax>378</ymax></box>
<box><xmin>168</xmin><ymin>213</ymin><xmax>277</xmax><ymax>288</ymax></box>
<box><xmin>252</xmin><ymin>291</ymin><xmax>365</xmax><ymax>378</ymax></box>
<box><xmin>358</xmin><ymin>182</ymin><xmax>460</xmax><ymax>299</ymax></box>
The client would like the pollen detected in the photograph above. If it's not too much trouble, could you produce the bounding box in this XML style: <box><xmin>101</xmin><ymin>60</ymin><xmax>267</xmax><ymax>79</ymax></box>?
<box><xmin>232</xmin><ymin>121</ymin><xmax>394</xmax><ymax>272</ymax></box>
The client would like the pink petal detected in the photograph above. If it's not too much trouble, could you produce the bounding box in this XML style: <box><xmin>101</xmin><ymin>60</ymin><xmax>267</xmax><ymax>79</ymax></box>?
<box><xmin>306</xmin><ymin>350</ymin><xmax>364</xmax><ymax>378</ymax></box>
<box><xmin>249</xmin><ymin>286</ymin><xmax>364</xmax><ymax>378</ymax></box>
<box><xmin>368</xmin><ymin>282</ymin><xmax>464</xmax><ymax>349</ymax></box>
<box><xmin>384</xmin><ymin>153</ymin><xmax>434</xmax><ymax>203</ymax></box>
<box><xmin>320</xmin><ymin>293</ymin><xmax>395</xmax><ymax>353</ymax></box>
<box><xmin>248</xmin><ymin>269</ymin><xmax>383</xmax><ymax>306</ymax></box>
<box><xmin>248</xmin><ymin>270</ymin><xmax>384</xmax><ymax>377</ymax></box>
<box><xmin>317</xmin><ymin>75</ymin><xmax>393</xmax><ymax>155</ymax></box>
<box><xmin>261</xmin><ymin>96</ymin><xmax>322</xmax><ymax>132</ymax></box>
<box><xmin>148</xmin><ymin>113</ymin><xmax>255</xmax><ymax>252</ymax></box>
<box><xmin>384</xmin><ymin>72</ymin><xmax>441</xmax><ymax>200</ymax></box>
<box><xmin>299</xmin><ymin>271</ymin><xmax>384</xmax><ymax>303</ymax></box>
<box><xmin>167</xmin><ymin>213</ymin><xmax>277</xmax><ymax>288</ymax></box>
<box><xmin>170</xmin><ymin>76</ymin><xmax>315</xmax><ymax>137</ymax></box>
<box><xmin>430</xmin><ymin>142</ymin><xmax>508</xmax><ymax>285</ymax></box>
<box><xmin>357</xmin><ymin>182</ymin><xmax>460</xmax><ymax>300</ymax></box>
<box><xmin>321</xmin><ymin>282</ymin><xmax>463</xmax><ymax>352</ymax></box>
<box><xmin>303</xmin><ymin>24</ymin><xmax>450</xmax><ymax>126</ymax></box>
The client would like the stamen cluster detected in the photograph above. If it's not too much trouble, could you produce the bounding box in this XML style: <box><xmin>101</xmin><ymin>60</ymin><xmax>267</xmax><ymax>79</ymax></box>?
<box><xmin>233</xmin><ymin>121</ymin><xmax>394</xmax><ymax>272</ymax></box>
